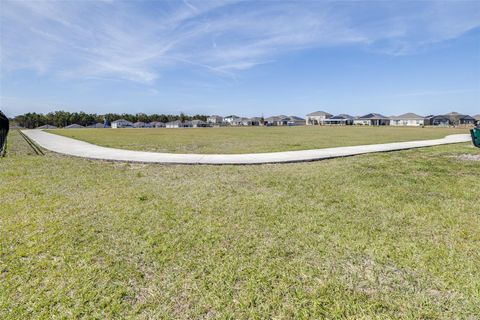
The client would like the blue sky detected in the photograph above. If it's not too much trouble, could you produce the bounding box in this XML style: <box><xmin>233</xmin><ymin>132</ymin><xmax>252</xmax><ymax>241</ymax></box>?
<box><xmin>1</xmin><ymin>0</ymin><xmax>479</xmax><ymax>117</ymax></box>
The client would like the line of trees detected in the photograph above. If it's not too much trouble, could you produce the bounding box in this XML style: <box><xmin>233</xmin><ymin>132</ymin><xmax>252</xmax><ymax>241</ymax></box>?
<box><xmin>11</xmin><ymin>111</ymin><xmax>208</xmax><ymax>129</ymax></box>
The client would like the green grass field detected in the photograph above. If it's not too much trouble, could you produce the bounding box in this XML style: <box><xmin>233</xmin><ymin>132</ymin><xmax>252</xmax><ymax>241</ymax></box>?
<box><xmin>2</xmin><ymin>130</ymin><xmax>479</xmax><ymax>319</ymax></box>
<box><xmin>48</xmin><ymin>126</ymin><xmax>469</xmax><ymax>154</ymax></box>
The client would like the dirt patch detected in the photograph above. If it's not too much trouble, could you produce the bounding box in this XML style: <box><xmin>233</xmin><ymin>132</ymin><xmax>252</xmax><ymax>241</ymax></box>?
<box><xmin>455</xmin><ymin>154</ymin><xmax>480</xmax><ymax>161</ymax></box>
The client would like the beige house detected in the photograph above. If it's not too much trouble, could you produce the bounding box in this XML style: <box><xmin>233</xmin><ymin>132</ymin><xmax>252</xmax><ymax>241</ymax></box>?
<box><xmin>390</xmin><ymin>113</ymin><xmax>425</xmax><ymax>126</ymax></box>
<box><xmin>305</xmin><ymin>111</ymin><xmax>332</xmax><ymax>125</ymax></box>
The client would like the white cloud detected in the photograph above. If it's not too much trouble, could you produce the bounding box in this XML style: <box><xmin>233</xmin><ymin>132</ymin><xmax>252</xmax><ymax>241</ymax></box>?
<box><xmin>1</xmin><ymin>0</ymin><xmax>479</xmax><ymax>84</ymax></box>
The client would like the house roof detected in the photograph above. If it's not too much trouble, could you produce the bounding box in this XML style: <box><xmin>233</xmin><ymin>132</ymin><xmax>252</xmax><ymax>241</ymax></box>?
<box><xmin>390</xmin><ymin>113</ymin><xmax>424</xmax><ymax>120</ymax></box>
<box><xmin>444</xmin><ymin>112</ymin><xmax>462</xmax><ymax>116</ymax></box>
<box><xmin>37</xmin><ymin>124</ymin><xmax>57</xmax><ymax>129</ymax></box>
<box><xmin>474</xmin><ymin>114</ymin><xmax>480</xmax><ymax>120</ymax></box>
<box><xmin>191</xmin><ymin>119</ymin><xmax>206</xmax><ymax>124</ymax></box>
<box><xmin>287</xmin><ymin>116</ymin><xmax>305</xmax><ymax>121</ymax></box>
<box><xmin>358</xmin><ymin>113</ymin><xmax>389</xmax><ymax>120</ymax></box>
<box><xmin>443</xmin><ymin>113</ymin><xmax>476</xmax><ymax>120</ymax></box>
<box><xmin>329</xmin><ymin>114</ymin><xmax>354</xmax><ymax>120</ymax></box>
<box><xmin>264</xmin><ymin>116</ymin><xmax>281</xmax><ymax>122</ymax></box>
<box><xmin>306</xmin><ymin>111</ymin><xmax>332</xmax><ymax>117</ymax></box>
<box><xmin>458</xmin><ymin>115</ymin><xmax>476</xmax><ymax>120</ymax></box>
<box><xmin>65</xmin><ymin>124</ymin><xmax>84</xmax><ymax>128</ymax></box>
<box><xmin>429</xmin><ymin>115</ymin><xmax>450</xmax><ymax>120</ymax></box>
<box><xmin>112</xmin><ymin>119</ymin><xmax>132</xmax><ymax>124</ymax></box>
<box><xmin>87</xmin><ymin>123</ymin><xmax>104</xmax><ymax>128</ymax></box>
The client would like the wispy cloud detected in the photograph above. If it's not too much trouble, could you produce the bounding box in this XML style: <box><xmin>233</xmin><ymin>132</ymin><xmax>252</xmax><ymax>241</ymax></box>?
<box><xmin>1</xmin><ymin>1</ymin><xmax>479</xmax><ymax>84</ymax></box>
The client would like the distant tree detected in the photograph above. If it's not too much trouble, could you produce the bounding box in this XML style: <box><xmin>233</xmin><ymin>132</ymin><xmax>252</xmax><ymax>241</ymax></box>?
<box><xmin>136</xmin><ymin>113</ymin><xmax>149</xmax><ymax>123</ymax></box>
<box><xmin>193</xmin><ymin>114</ymin><xmax>207</xmax><ymax>121</ymax></box>
<box><xmin>179</xmin><ymin>112</ymin><xmax>187</xmax><ymax>122</ymax></box>
<box><xmin>13</xmin><ymin>111</ymin><xmax>209</xmax><ymax>128</ymax></box>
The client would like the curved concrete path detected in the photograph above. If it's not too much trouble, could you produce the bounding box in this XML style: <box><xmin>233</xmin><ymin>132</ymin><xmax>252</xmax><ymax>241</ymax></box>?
<box><xmin>22</xmin><ymin>129</ymin><xmax>470</xmax><ymax>165</ymax></box>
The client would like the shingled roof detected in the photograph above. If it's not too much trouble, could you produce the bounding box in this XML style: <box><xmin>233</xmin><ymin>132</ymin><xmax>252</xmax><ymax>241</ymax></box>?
<box><xmin>306</xmin><ymin>111</ymin><xmax>332</xmax><ymax>117</ymax></box>
<box><xmin>390</xmin><ymin>113</ymin><xmax>424</xmax><ymax>120</ymax></box>
<box><xmin>358</xmin><ymin>113</ymin><xmax>389</xmax><ymax>120</ymax></box>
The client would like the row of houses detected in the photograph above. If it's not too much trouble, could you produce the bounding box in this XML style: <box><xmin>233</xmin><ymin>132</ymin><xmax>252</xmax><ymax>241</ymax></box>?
<box><xmin>109</xmin><ymin>119</ymin><xmax>210</xmax><ymax>128</ymax></box>
<box><xmin>34</xmin><ymin>111</ymin><xmax>479</xmax><ymax>129</ymax></box>
<box><xmin>306</xmin><ymin>111</ymin><xmax>479</xmax><ymax>126</ymax></box>
<box><xmin>109</xmin><ymin>115</ymin><xmax>308</xmax><ymax>128</ymax></box>
<box><xmin>209</xmin><ymin>115</ymin><xmax>306</xmax><ymax>126</ymax></box>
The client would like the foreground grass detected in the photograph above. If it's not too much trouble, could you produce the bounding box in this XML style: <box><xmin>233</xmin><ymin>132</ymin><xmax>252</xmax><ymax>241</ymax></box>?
<box><xmin>48</xmin><ymin>126</ymin><xmax>469</xmax><ymax>154</ymax></box>
<box><xmin>1</xmin><ymin>131</ymin><xmax>479</xmax><ymax>318</ymax></box>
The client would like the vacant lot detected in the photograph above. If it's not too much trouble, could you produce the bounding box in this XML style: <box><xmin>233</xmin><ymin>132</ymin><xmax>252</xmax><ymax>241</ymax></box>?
<box><xmin>48</xmin><ymin>126</ymin><xmax>469</xmax><ymax>154</ymax></box>
<box><xmin>1</xmin><ymin>130</ymin><xmax>479</xmax><ymax>319</ymax></box>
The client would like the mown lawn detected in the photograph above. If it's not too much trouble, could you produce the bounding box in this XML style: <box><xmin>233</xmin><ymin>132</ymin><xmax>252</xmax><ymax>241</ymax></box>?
<box><xmin>48</xmin><ymin>126</ymin><xmax>469</xmax><ymax>154</ymax></box>
<box><xmin>1</xmin><ymin>130</ymin><xmax>479</xmax><ymax>319</ymax></box>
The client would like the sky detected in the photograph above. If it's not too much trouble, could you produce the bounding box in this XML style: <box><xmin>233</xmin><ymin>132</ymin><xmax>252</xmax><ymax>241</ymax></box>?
<box><xmin>1</xmin><ymin>0</ymin><xmax>479</xmax><ymax>118</ymax></box>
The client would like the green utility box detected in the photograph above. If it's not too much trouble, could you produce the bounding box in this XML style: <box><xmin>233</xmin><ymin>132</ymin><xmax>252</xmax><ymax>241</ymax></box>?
<box><xmin>471</xmin><ymin>127</ymin><xmax>480</xmax><ymax>148</ymax></box>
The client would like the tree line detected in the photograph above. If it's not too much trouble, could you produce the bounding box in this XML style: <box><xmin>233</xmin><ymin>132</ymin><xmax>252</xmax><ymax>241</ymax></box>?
<box><xmin>11</xmin><ymin>111</ymin><xmax>208</xmax><ymax>129</ymax></box>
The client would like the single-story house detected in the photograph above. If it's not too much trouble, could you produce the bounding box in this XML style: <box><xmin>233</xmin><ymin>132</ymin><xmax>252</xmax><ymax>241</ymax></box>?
<box><xmin>166</xmin><ymin>120</ymin><xmax>192</xmax><ymax>128</ymax></box>
<box><xmin>264</xmin><ymin>116</ymin><xmax>285</xmax><ymax>126</ymax></box>
<box><xmin>166</xmin><ymin>120</ymin><xmax>181</xmax><ymax>128</ymax></box>
<box><xmin>389</xmin><ymin>113</ymin><xmax>425</xmax><ymax>126</ymax></box>
<box><xmin>306</xmin><ymin>111</ymin><xmax>332</xmax><ymax>125</ymax></box>
<box><xmin>425</xmin><ymin>115</ymin><xmax>450</xmax><ymax>126</ymax></box>
<box><xmin>111</xmin><ymin>119</ymin><xmax>133</xmax><ymax>128</ymax></box>
<box><xmin>231</xmin><ymin>117</ymin><xmax>249</xmax><ymax>126</ymax></box>
<box><xmin>284</xmin><ymin>116</ymin><xmax>305</xmax><ymax>126</ymax></box>
<box><xmin>277</xmin><ymin>115</ymin><xmax>290</xmax><ymax>126</ymax></box>
<box><xmin>231</xmin><ymin>117</ymin><xmax>261</xmax><ymax>126</ymax></box>
<box><xmin>444</xmin><ymin>112</ymin><xmax>476</xmax><ymax>126</ymax></box>
<box><xmin>87</xmin><ymin>123</ymin><xmax>106</xmax><ymax>128</ymax></box>
<box><xmin>223</xmin><ymin>115</ymin><xmax>240</xmax><ymax>124</ymax></box>
<box><xmin>133</xmin><ymin>122</ymin><xmax>152</xmax><ymax>128</ymax></box>
<box><xmin>149</xmin><ymin>121</ymin><xmax>166</xmax><ymax>128</ymax></box>
<box><xmin>249</xmin><ymin>117</ymin><xmax>262</xmax><ymax>126</ymax></box>
<box><xmin>36</xmin><ymin>124</ymin><xmax>57</xmax><ymax>129</ymax></box>
<box><xmin>191</xmin><ymin>120</ymin><xmax>207</xmax><ymax>127</ymax></box>
<box><xmin>354</xmin><ymin>113</ymin><xmax>390</xmax><ymax>126</ymax></box>
<box><xmin>207</xmin><ymin>115</ymin><xmax>223</xmax><ymax>124</ymax></box>
<box><xmin>265</xmin><ymin>115</ymin><xmax>301</xmax><ymax>126</ymax></box>
<box><xmin>65</xmin><ymin>124</ymin><xmax>85</xmax><ymax>129</ymax></box>
<box><xmin>456</xmin><ymin>115</ymin><xmax>476</xmax><ymax>126</ymax></box>
<box><xmin>324</xmin><ymin>114</ymin><xmax>354</xmax><ymax>125</ymax></box>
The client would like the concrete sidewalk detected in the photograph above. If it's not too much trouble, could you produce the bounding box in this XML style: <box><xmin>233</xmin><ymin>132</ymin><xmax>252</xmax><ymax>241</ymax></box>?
<box><xmin>22</xmin><ymin>129</ymin><xmax>471</xmax><ymax>165</ymax></box>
